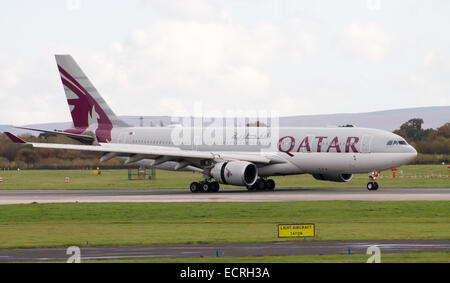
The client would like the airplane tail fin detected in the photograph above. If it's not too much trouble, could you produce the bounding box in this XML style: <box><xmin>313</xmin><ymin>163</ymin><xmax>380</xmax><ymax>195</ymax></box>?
<box><xmin>55</xmin><ymin>55</ymin><xmax>129</xmax><ymax>142</ymax></box>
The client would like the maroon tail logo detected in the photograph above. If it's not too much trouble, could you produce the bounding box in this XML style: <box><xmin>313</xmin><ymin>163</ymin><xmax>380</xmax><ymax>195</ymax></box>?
<box><xmin>58</xmin><ymin>65</ymin><xmax>113</xmax><ymax>142</ymax></box>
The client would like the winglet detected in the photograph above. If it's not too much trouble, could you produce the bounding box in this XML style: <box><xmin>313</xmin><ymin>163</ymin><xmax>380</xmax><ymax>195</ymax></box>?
<box><xmin>3</xmin><ymin>132</ymin><xmax>27</xmax><ymax>144</ymax></box>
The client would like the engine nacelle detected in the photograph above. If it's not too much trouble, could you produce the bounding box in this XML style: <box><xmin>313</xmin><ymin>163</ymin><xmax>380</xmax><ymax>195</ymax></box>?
<box><xmin>312</xmin><ymin>173</ymin><xmax>353</xmax><ymax>183</ymax></box>
<box><xmin>211</xmin><ymin>161</ymin><xmax>258</xmax><ymax>186</ymax></box>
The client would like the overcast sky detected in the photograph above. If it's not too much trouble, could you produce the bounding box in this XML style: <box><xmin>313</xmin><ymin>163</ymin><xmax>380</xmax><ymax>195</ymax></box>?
<box><xmin>0</xmin><ymin>0</ymin><xmax>449</xmax><ymax>125</ymax></box>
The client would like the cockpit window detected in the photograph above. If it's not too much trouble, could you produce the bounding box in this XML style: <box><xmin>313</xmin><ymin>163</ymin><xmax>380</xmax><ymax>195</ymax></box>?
<box><xmin>387</xmin><ymin>140</ymin><xmax>408</xmax><ymax>146</ymax></box>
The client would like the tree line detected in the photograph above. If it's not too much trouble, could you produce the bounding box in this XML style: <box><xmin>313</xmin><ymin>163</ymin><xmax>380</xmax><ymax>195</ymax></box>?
<box><xmin>0</xmin><ymin>119</ymin><xmax>448</xmax><ymax>169</ymax></box>
<box><xmin>0</xmin><ymin>135</ymin><xmax>124</xmax><ymax>170</ymax></box>
<box><xmin>393</xmin><ymin>119</ymin><xmax>449</xmax><ymax>164</ymax></box>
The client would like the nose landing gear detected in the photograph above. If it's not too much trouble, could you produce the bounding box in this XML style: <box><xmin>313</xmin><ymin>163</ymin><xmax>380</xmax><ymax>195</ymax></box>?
<box><xmin>367</xmin><ymin>181</ymin><xmax>379</xmax><ymax>191</ymax></box>
<box><xmin>367</xmin><ymin>171</ymin><xmax>380</xmax><ymax>191</ymax></box>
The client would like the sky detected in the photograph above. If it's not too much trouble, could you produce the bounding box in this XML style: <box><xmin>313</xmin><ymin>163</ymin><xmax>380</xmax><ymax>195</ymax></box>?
<box><xmin>0</xmin><ymin>0</ymin><xmax>449</xmax><ymax>125</ymax></box>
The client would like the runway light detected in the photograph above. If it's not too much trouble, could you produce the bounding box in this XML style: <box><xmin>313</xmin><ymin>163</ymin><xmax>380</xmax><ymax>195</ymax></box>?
<box><xmin>348</xmin><ymin>248</ymin><xmax>351</xmax><ymax>255</ymax></box>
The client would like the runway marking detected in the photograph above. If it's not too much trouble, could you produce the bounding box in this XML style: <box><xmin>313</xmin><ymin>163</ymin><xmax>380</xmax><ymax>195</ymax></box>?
<box><xmin>0</xmin><ymin>240</ymin><xmax>449</xmax><ymax>262</ymax></box>
<box><xmin>0</xmin><ymin>188</ymin><xmax>449</xmax><ymax>205</ymax></box>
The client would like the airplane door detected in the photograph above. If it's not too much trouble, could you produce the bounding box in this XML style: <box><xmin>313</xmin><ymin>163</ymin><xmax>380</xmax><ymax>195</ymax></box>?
<box><xmin>361</xmin><ymin>135</ymin><xmax>373</xmax><ymax>153</ymax></box>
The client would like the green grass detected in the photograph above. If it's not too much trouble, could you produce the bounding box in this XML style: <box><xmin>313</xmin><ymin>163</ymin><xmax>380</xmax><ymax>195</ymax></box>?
<box><xmin>0</xmin><ymin>201</ymin><xmax>449</xmax><ymax>249</ymax></box>
<box><xmin>0</xmin><ymin>165</ymin><xmax>448</xmax><ymax>190</ymax></box>
<box><xmin>77</xmin><ymin>252</ymin><xmax>450</xmax><ymax>263</ymax></box>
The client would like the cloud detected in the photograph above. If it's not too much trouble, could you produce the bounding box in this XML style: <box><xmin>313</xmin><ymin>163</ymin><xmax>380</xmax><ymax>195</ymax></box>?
<box><xmin>344</xmin><ymin>22</ymin><xmax>390</xmax><ymax>62</ymax></box>
<box><xmin>70</xmin><ymin>18</ymin><xmax>283</xmax><ymax>117</ymax></box>
<box><xmin>139</xmin><ymin>0</ymin><xmax>223</xmax><ymax>22</ymax></box>
<box><xmin>424</xmin><ymin>49</ymin><xmax>435</xmax><ymax>67</ymax></box>
<box><xmin>1</xmin><ymin>1</ymin><xmax>449</xmax><ymax>126</ymax></box>
<box><xmin>0</xmin><ymin>70</ymin><xmax>20</xmax><ymax>88</ymax></box>
<box><xmin>0</xmin><ymin>52</ymin><xmax>68</xmax><ymax>125</ymax></box>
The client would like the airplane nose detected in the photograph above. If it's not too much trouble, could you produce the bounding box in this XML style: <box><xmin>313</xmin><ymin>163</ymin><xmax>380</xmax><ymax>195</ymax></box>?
<box><xmin>407</xmin><ymin>145</ymin><xmax>418</xmax><ymax>162</ymax></box>
<box><xmin>410</xmin><ymin>145</ymin><xmax>418</xmax><ymax>155</ymax></box>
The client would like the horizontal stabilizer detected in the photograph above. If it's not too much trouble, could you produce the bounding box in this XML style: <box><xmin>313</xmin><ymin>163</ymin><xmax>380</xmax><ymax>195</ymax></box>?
<box><xmin>15</xmin><ymin>126</ymin><xmax>95</xmax><ymax>145</ymax></box>
<box><xmin>3</xmin><ymin>132</ymin><xmax>27</xmax><ymax>144</ymax></box>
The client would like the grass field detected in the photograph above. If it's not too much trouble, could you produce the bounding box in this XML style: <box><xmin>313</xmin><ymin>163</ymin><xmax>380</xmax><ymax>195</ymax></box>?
<box><xmin>0</xmin><ymin>166</ymin><xmax>448</xmax><ymax>263</ymax></box>
<box><xmin>0</xmin><ymin>165</ymin><xmax>448</xmax><ymax>190</ymax></box>
<box><xmin>0</xmin><ymin>201</ymin><xmax>449</xmax><ymax>250</ymax></box>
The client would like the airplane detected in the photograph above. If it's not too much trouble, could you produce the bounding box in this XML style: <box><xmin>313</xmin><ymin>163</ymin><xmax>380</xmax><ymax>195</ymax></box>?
<box><xmin>3</xmin><ymin>55</ymin><xmax>417</xmax><ymax>192</ymax></box>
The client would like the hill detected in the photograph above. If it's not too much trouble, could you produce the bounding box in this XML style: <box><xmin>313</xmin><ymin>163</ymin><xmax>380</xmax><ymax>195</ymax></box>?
<box><xmin>5</xmin><ymin>106</ymin><xmax>450</xmax><ymax>135</ymax></box>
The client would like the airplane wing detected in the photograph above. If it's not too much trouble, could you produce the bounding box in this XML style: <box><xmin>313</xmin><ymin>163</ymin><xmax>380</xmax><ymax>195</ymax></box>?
<box><xmin>3</xmin><ymin>132</ymin><xmax>284</xmax><ymax>170</ymax></box>
<box><xmin>14</xmin><ymin>126</ymin><xmax>95</xmax><ymax>145</ymax></box>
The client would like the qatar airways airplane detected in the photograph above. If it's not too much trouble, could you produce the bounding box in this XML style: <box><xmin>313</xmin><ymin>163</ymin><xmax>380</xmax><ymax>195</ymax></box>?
<box><xmin>4</xmin><ymin>55</ymin><xmax>417</xmax><ymax>192</ymax></box>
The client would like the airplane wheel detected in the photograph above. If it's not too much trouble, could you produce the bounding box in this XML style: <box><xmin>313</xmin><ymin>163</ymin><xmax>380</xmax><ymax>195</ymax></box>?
<box><xmin>266</xmin><ymin>179</ymin><xmax>275</xmax><ymax>191</ymax></box>
<box><xmin>247</xmin><ymin>185</ymin><xmax>257</xmax><ymax>191</ymax></box>
<box><xmin>190</xmin><ymin>182</ymin><xmax>199</xmax><ymax>193</ymax></box>
<box><xmin>211</xmin><ymin>182</ymin><xmax>220</xmax><ymax>192</ymax></box>
<box><xmin>367</xmin><ymin>182</ymin><xmax>379</xmax><ymax>191</ymax></box>
<box><xmin>256</xmin><ymin>180</ymin><xmax>266</xmax><ymax>191</ymax></box>
<box><xmin>200</xmin><ymin>182</ymin><xmax>211</xmax><ymax>193</ymax></box>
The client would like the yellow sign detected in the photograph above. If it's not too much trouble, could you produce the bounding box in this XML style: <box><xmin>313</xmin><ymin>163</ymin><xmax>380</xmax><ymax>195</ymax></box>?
<box><xmin>278</xmin><ymin>224</ymin><xmax>315</xmax><ymax>238</ymax></box>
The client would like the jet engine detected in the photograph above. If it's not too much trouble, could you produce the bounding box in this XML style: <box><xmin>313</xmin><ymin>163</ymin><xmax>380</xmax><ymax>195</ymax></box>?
<box><xmin>312</xmin><ymin>173</ymin><xmax>353</xmax><ymax>182</ymax></box>
<box><xmin>211</xmin><ymin>161</ymin><xmax>258</xmax><ymax>186</ymax></box>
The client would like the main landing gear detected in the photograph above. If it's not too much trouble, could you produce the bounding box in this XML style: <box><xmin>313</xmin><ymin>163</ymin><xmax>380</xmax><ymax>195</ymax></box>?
<box><xmin>190</xmin><ymin>181</ymin><xmax>220</xmax><ymax>193</ymax></box>
<box><xmin>367</xmin><ymin>181</ymin><xmax>379</xmax><ymax>191</ymax></box>
<box><xmin>189</xmin><ymin>178</ymin><xmax>276</xmax><ymax>193</ymax></box>
<box><xmin>367</xmin><ymin>171</ymin><xmax>380</xmax><ymax>191</ymax></box>
<box><xmin>247</xmin><ymin>178</ymin><xmax>276</xmax><ymax>191</ymax></box>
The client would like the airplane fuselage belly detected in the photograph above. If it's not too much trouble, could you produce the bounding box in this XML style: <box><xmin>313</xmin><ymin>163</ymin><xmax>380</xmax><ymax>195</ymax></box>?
<box><xmin>287</xmin><ymin>152</ymin><xmax>415</xmax><ymax>175</ymax></box>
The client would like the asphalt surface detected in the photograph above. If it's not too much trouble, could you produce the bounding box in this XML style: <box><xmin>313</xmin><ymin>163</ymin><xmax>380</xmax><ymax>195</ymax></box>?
<box><xmin>0</xmin><ymin>188</ymin><xmax>449</xmax><ymax>204</ymax></box>
<box><xmin>0</xmin><ymin>240</ymin><xmax>449</xmax><ymax>262</ymax></box>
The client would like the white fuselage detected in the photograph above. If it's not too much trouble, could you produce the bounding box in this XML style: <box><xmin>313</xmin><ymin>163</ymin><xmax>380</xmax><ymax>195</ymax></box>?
<box><xmin>108</xmin><ymin>126</ymin><xmax>417</xmax><ymax>177</ymax></box>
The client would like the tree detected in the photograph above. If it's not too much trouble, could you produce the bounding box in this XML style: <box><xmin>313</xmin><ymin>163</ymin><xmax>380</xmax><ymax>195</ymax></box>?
<box><xmin>15</xmin><ymin>148</ymin><xmax>40</xmax><ymax>167</ymax></box>
<box><xmin>0</xmin><ymin>137</ymin><xmax>22</xmax><ymax>161</ymax></box>
<box><xmin>399</xmin><ymin>118</ymin><xmax>426</xmax><ymax>142</ymax></box>
<box><xmin>437</xmin><ymin>123</ymin><xmax>450</xmax><ymax>138</ymax></box>
<box><xmin>246</xmin><ymin>121</ymin><xmax>268</xmax><ymax>127</ymax></box>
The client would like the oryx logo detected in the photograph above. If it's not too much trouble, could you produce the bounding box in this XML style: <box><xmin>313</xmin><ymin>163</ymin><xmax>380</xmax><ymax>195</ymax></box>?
<box><xmin>58</xmin><ymin>65</ymin><xmax>113</xmax><ymax>142</ymax></box>
<box><xmin>226</xmin><ymin>169</ymin><xmax>232</xmax><ymax>178</ymax></box>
